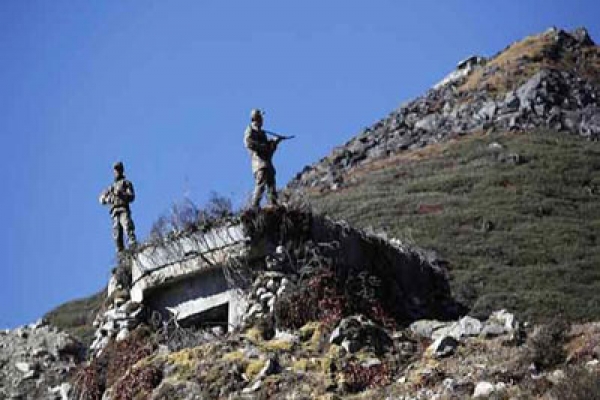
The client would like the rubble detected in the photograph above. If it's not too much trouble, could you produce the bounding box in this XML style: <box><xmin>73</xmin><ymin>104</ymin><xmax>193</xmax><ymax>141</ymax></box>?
<box><xmin>0</xmin><ymin>320</ymin><xmax>83</xmax><ymax>399</ymax></box>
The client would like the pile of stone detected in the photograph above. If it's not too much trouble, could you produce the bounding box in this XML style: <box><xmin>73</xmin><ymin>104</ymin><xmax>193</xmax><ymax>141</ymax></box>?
<box><xmin>410</xmin><ymin>309</ymin><xmax>521</xmax><ymax>358</ymax></box>
<box><xmin>0</xmin><ymin>319</ymin><xmax>83</xmax><ymax>399</ymax></box>
<box><xmin>288</xmin><ymin>27</ymin><xmax>599</xmax><ymax>192</ymax></box>
<box><xmin>242</xmin><ymin>270</ymin><xmax>293</xmax><ymax>324</ymax></box>
<box><xmin>89</xmin><ymin>290</ymin><xmax>144</xmax><ymax>356</ymax></box>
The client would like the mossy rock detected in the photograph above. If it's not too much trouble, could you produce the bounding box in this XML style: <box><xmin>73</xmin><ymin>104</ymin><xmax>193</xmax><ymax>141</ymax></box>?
<box><xmin>300</xmin><ymin>321</ymin><xmax>326</xmax><ymax>352</ymax></box>
<box><xmin>245</xmin><ymin>359</ymin><xmax>267</xmax><ymax>380</ymax></box>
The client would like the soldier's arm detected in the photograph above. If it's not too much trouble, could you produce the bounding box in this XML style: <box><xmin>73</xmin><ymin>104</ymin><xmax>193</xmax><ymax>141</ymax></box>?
<box><xmin>126</xmin><ymin>181</ymin><xmax>135</xmax><ymax>203</ymax></box>
<box><xmin>244</xmin><ymin>128</ymin><xmax>271</xmax><ymax>152</ymax></box>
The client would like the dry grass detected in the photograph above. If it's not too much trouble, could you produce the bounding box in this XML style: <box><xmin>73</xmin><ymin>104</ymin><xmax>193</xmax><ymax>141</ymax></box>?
<box><xmin>459</xmin><ymin>30</ymin><xmax>600</xmax><ymax>96</ymax></box>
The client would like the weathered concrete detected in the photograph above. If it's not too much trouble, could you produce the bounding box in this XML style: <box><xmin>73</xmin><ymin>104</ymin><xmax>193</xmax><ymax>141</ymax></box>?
<box><xmin>131</xmin><ymin>224</ymin><xmax>249</xmax><ymax>329</ymax></box>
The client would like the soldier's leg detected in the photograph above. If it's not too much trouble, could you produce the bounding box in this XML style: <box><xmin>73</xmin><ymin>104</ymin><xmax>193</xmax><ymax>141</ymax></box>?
<box><xmin>121</xmin><ymin>211</ymin><xmax>137</xmax><ymax>248</ymax></box>
<box><xmin>112</xmin><ymin>214</ymin><xmax>125</xmax><ymax>252</ymax></box>
<box><xmin>252</xmin><ymin>169</ymin><xmax>267</xmax><ymax>208</ymax></box>
<box><xmin>266</xmin><ymin>167</ymin><xmax>278</xmax><ymax>206</ymax></box>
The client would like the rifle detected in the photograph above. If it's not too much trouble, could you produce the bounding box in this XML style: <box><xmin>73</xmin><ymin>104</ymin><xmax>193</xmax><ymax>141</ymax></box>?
<box><xmin>265</xmin><ymin>130</ymin><xmax>295</xmax><ymax>141</ymax></box>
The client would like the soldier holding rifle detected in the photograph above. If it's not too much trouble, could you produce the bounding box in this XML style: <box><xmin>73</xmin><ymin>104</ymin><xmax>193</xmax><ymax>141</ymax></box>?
<box><xmin>244</xmin><ymin>109</ymin><xmax>294</xmax><ymax>209</ymax></box>
<box><xmin>99</xmin><ymin>161</ymin><xmax>137</xmax><ymax>253</ymax></box>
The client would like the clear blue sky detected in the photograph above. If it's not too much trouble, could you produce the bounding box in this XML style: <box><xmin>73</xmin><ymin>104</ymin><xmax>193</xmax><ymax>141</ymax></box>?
<box><xmin>1</xmin><ymin>1</ymin><xmax>598</xmax><ymax>328</ymax></box>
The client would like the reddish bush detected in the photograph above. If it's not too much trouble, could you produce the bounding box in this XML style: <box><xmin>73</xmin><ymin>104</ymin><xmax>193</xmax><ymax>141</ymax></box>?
<box><xmin>113</xmin><ymin>364</ymin><xmax>163</xmax><ymax>400</ymax></box>
<box><xmin>343</xmin><ymin>360</ymin><xmax>392</xmax><ymax>392</ymax></box>
<box><xmin>73</xmin><ymin>363</ymin><xmax>105</xmax><ymax>400</ymax></box>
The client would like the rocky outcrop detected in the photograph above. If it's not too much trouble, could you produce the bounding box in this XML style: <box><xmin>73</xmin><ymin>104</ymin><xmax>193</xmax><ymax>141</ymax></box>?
<box><xmin>288</xmin><ymin>27</ymin><xmax>600</xmax><ymax>192</ymax></box>
<box><xmin>0</xmin><ymin>319</ymin><xmax>84</xmax><ymax>399</ymax></box>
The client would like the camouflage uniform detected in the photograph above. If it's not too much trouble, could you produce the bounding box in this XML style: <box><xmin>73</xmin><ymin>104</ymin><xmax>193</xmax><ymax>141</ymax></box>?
<box><xmin>244</xmin><ymin>111</ymin><xmax>279</xmax><ymax>208</ymax></box>
<box><xmin>100</xmin><ymin>165</ymin><xmax>137</xmax><ymax>252</ymax></box>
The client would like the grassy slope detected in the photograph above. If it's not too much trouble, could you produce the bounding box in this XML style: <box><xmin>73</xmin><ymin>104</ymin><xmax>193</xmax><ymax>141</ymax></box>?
<box><xmin>304</xmin><ymin>129</ymin><xmax>600</xmax><ymax>322</ymax></box>
<box><xmin>44</xmin><ymin>289</ymin><xmax>106</xmax><ymax>346</ymax></box>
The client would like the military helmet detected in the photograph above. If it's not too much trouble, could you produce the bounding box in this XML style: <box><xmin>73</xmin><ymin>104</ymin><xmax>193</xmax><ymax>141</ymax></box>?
<box><xmin>113</xmin><ymin>161</ymin><xmax>124</xmax><ymax>172</ymax></box>
<box><xmin>250</xmin><ymin>109</ymin><xmax>263</xmax><ymax>121</ymax></box>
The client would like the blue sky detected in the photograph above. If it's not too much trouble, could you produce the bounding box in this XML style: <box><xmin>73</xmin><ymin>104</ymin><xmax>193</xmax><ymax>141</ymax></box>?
<box><xmin>1</xmin><ymin>1</ymin><xmax>598</xmax><ymax>328</ymax></box>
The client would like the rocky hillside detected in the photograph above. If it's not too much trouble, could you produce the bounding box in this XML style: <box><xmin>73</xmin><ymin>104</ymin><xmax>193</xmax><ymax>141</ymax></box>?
<box><xmin>0</xmin><ymin>319</ymin><xmax>84</xmax><ymax>399</ymax></box>
<box><xmin>289</xmin><ymin>27</ymin><xmax>599</xmax><ymax>193</ymax></box>
<box><xmin>286</xmin><ymin>27</ymin><xmax>600</xmax><ymax>323</ymax></box>
<box><xmin>27</xmin><ymin>26</ymin><xmax>600</xmax><ymax>399</ymax></box>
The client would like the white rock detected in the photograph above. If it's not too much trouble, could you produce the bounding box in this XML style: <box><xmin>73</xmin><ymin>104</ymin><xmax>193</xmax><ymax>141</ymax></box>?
<box><xmin>255</xmin><ymin>287</ymin><xmax>267</xmax><ymax>297</ymax></box>
<box><xmin>443</xmin><ymin>377</ymin><xmax>456</xmax><ymax>392</ymax></box>
<box><xmin>15</xmin><ymin>362</ymin><xmax>32</xmax><ymax>373</ymax></box>
<box><xmin>427</xmin><ymin>336</ymin><xmax>458</xmax><ymax>358</ymax></box>
<box><xmin>242</xmin><ymin>379</ymin><xmax>262</xmax><ymax>393</ymax></box>
<box><xmin>276</xmin><ymin>286</ymin><xmax>286</xmax><ymax>297</ymax></box>
<box><xmin>473</xmin><ymin>381</ymin><xmax>495</xmax><ymax>398</ymax></box>
<box><xmin>107</xmin><ymin>274</ymin><xmax>119</xmax><ymax>298</ymax></box>
<box><xmin>49</xmin><ymin>382</ymin><xmax>72</xmax><ymax>400</ymax></box>
<box><xmin>116</xmin><ymin>329</ymin><xmax>130</xmax><ymax>342</ymax></box>
<box><xmin>260</xmin><ymin>292</ymin><xmax>274</xmax><ymax>303</ymax></box>
<box><xmin>266</xmin><ymin>279</ymin><xmax>276</xmax><ymax>291</ymax></box>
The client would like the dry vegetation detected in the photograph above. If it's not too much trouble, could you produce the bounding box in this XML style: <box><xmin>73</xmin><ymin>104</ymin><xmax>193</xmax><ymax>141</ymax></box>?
<box><xmin>459</xmin><ymin>31</ymin><xmax>600</xmax><ymax>96</ymax></box>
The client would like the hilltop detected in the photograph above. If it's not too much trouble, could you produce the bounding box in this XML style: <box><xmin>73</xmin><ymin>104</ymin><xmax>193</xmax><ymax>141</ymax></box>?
<box><xmin>286</xmin><ymin>27</ymin><xmax>600</xmax><ymax>323</ymax></box>
<box><xmin>22</xmin><ymin>26</ymin><xmax>600</xmax><ymax>400</ymax></box>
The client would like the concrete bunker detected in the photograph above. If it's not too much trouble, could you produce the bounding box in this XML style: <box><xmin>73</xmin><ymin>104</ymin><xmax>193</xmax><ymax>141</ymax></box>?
<box><xmin>128</xmin><ymin>208</ymin><xmax>461</xmax><ymax>331</ymax></box>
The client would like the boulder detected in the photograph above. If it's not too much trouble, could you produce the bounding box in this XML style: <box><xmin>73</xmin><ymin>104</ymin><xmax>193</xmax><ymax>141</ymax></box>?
<box><xmin>473</xmin><ymin>381</ymin><xmax>495</xmax><ymax>398</ymax></box>
<box><xmin>427</xmin><ymin>335</ymin><xmax>458</xmax><ymax>358</ymax></box>
<box><xmin>329</xmin><ymin>316</ymin><xmax>392</xmax><ymax>355</ymax></box>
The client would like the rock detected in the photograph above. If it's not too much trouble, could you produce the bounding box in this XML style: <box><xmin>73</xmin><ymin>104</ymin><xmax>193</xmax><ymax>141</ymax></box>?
<box><xmin>442</xmin><ymin>377</ymin><xmax>456</xmax><ymax>392</ymax></box>
<box><xmin>242</xmin><ymin>379</ymin><xmax>263</xmax><ymax>393</ymax></box>
<box><xmin>427</xmin><ymin>335</ymin><xmax>458</xmax><ymax>358</ymax></box>
<box><xmin>341</xmin><ymin>339</ymin><xmax>362</xmax><ymax>354</ymax></box>
<box><xmin>455</xmin><ymin>316</ymin><xmax>483</xmax><ymax>337</ymax></box>
<box><xmin>360</xmin><ymin>358</ymin><xmax>382</xmax><ymax>368</ymax></box>
<box><xmin>15</xmin><ymin>362</ymin><xmax>32</xmax><ymax>373</ymax></box>
<box><xmin>257</xmin><ymin>357</ymin><xmax>279</xmax><ymax>380</ymax></box>
<box><xmin>473</xmin><ymin>381</ymin><xmax>495</xmax><ymax>398</ymax></box>
<box><xmin>431</xmin><ymin>316</ymin><xmax>482</xmax><ymax>340</ymax></box>
<box><xmin>415</xmin><ymin>114</ymin><xmax>443</xmax><ymax>132</ymax></box>
<box><xmin>49</xmin><ymin>383</ymin><xmax>71</xmax><ymax>400</ymax></box>
<box><xmin>481</xmin><ymin>323</ymin><xmax>506</xmax><ymax>338</ymax></box>
<box><xmin>329</xmin><ymin>316</ymin><xmax>392</xmax><ymax>355</ymax></box>
<box><xmin>548</xmin><ymin>369</ymin><xmax>566</xmax><ymax>384</ymax></box>
<box><xmin>409</xmin><ymin>320</ymin><xmax>449</xmax><ymax>339</ymax></box>
<box><xmin>107</xmin><ymin>273</ymin><xmax>119</xmax><ymax>298</ymax></box>
<box><xmin>482</xmin><ymin>309</ymin><xmax>518</xmax><ymax>338</ymax></box>
<box><xmin>116</xmin><ymin>329</ymin><xmax>130</xmax><ymax>342</ymax></box>
<box><xmin>259</xmin><ymin>292</ymin><xmax>274</xmax><ymax>303</ymax></box>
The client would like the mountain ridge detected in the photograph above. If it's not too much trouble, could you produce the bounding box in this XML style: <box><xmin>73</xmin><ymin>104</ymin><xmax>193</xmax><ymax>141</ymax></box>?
<box><xmin>287</xmin><ymin>26</ymin><xmax>599</xmax><ymax>194</ymax></box>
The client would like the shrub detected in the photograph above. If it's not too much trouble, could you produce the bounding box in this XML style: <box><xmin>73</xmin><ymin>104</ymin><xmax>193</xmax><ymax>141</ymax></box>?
<box><xmin>72</xmin><ymin>327</ymin><xmax>157</xmax><ymax>398</ymax></box>
<box><xmin>113</xmin><ymin>364</ymin><xmax>163</xmax><ymax>400</ymax></box>
<box><xmin>343</xmin><ymin>361</ymin><xmax>392</xmax><ymax>392</ymax></box>
<box><xmin>551</xmin><ymin>367</ymin><xmax>600</xmax><ymax>400</ymax></box>
<box><xmin>526</xmin><ymin>318</ymin><xmax>570</xmax><ymax>370</ymax></box>
<box><xmin>72</xmin><ymin>362</ymin><xmax>105</xmax><ymax>400</ymax></box>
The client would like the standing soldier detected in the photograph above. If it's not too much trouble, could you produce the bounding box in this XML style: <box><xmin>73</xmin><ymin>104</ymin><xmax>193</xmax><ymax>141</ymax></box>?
<box><xmin>99</xmin><ymin>162</ymin><xmax>137</xmax><ymax>253</ymax></box>
<box><xmin>244</xmin><ymin>109</ymin><xmax>281</xmax><ymax>208</ymax></box>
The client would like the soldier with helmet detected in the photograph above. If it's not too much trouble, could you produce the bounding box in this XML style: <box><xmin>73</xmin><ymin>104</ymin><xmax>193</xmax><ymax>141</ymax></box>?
<box><xmin>244</xmin><ymin>109</ymin><xmax>282</xmax><ymax>208</ymax></box>
<box><xmin>99</xmin><ymin>161</ymin><xmax>137</xmax><ymax>253</ymax></box>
